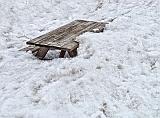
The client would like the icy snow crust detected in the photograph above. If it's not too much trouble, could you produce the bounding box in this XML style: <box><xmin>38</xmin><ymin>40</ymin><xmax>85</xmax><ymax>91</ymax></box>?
<box><xmin>0</xmin><ymin>0</ymin><xmax>160</xmax><ymax>118</ymax></box>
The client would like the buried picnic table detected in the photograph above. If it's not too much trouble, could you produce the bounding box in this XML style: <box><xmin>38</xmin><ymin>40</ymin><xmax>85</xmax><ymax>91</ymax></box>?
<box><xmin>21</xmin><ymin>20</ymin><xmax>106</xmax><ymax>59</ymax></box>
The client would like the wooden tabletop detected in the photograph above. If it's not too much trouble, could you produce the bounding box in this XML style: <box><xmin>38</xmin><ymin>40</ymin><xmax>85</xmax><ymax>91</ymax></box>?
<box><xmin>26</xmin><ymin>20</ymin><xmax>106</xmax><ymax>50</ymax></box>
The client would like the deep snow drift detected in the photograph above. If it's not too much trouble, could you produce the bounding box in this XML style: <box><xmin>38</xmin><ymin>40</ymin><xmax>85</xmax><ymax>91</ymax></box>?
<box><xmin>0</xmin><ymin>0</ymin><xmax>160</xmax><ymax>118</ymax></box>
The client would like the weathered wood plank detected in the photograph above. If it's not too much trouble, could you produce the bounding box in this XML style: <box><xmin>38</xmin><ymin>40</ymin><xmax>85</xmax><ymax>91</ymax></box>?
<box><xmin>19</xmin><ymin>45</ymin><xmax>40</xmax><ymax>53</ymax></box>
<box><xmin>26</xmin><ymin>20</ymin><xmax>105</xmax><ymax>50</ymax></box>
<box><xmin>68</xmin><ymin>49</ymin><xmax>78</xmax><ymax>57</ymax></box>
<box><xmin>27</xmin><ymin>21</ymin><xmax>93</xmax><ymax>46</ymax></box>
<box><xmin>62</xmin><ymin>41</ymin><xmax>79</xmax><ymax>51</ymax></box>
<box><xmin>35</xmin><ymin>47</ymin><xmax>50</xmax><ymax>59</ymax></box>
<box><xmin>22</xmin><ymin>20</ymin><xmax>106</xmax><ymax>59</ymax></box>
<box><xmin>27</xmin><ymin>20</ymin><xmax>84</xmax><ymax>44</ymax></box>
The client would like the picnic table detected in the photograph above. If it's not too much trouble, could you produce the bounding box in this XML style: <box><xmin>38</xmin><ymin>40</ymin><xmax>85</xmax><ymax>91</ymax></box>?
<box><xmin>21</xmin><ymin>20</ymin><xmax>106</xmax><ymax>59</ymax></box>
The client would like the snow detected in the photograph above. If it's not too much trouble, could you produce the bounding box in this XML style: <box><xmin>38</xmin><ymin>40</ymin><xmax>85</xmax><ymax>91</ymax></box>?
<box><xmin>0</xmin><ymin>0</ymin><xmax>160</xmax><ymax>118</ymax></box>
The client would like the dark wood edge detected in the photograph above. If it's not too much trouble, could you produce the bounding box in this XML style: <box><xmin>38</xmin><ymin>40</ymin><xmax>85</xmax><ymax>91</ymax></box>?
<box><xmin>26</xmin><ymin>41</ymin><xmax>79</xmax><ymax>52</ymax></box>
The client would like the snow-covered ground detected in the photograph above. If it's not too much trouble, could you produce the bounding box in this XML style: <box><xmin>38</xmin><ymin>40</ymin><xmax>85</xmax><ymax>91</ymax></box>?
<box><xmin>0</xmin><ymin>0</ymin><xmax>160</xmax><ymax>118</ymax></box>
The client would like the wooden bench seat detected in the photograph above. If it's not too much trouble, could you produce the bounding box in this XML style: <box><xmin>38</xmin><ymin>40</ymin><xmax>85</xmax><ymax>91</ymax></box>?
<box><xmin>21</xmin><ymin>20</ymin><xmax>106</xmax><ymax>59</ymax></box>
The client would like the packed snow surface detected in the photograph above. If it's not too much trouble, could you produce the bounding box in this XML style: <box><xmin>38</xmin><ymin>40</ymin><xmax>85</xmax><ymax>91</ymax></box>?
<box><xmin>0</xmin><ymin>0</ymin><xmax>160</xmax><ymax>118</ymax></box>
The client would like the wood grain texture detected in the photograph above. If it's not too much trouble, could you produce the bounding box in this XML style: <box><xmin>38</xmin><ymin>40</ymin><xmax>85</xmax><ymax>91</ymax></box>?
<box><xmin>19</xmin><ymin>45</ymin><xmax>40</xmax><ymax>53</ymax></box>
<box><xmin>35</xmin><ymin>47</ymin><xmax>49</xmax><ymax>59</ymax></box>
<box><xmin>26</xmin><ymin>20</ymin><xmax>105</xmax><ymax>50</ymax></box>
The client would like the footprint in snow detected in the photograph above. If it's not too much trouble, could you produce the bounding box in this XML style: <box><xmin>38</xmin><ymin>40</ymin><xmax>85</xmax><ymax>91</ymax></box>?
<box><xmin>0</xmin><ymin>56</ymin><xmax>3</xmax><ymax>62</ymax></box>
<box><xmin>83</xmin><ymin>45</ymin><xmax>95</xmax><ymax>59</ymax></box>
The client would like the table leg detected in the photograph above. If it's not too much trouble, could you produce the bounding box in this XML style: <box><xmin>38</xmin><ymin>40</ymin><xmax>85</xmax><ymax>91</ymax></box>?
<box><xmin>68</xmin><ymin>49</ymin><xmax>77</xmax><ymax>57</ymax></box>
<box><xmin>35</xmin><ymin>47</ymin><xmax>49</xmax><ymax>59</ymax></box>
<box><xmin>59</xmin><ymin>50</ymin><xmax>66</xmax><ymax>58</ymax></box>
